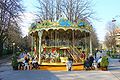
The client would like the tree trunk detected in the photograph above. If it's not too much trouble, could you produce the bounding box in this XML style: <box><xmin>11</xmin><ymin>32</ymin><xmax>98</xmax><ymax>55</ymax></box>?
<box><xmin>0</xmin><ymin>42</ymin><xmax>3</xmax><ymax>55</ymax></box>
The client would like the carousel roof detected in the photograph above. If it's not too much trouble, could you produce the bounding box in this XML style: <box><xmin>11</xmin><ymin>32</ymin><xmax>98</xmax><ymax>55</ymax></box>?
<box><xmin>29</xmin><ymin>18</ymin><xmax>92</xmax><ymax>33</ymax></box>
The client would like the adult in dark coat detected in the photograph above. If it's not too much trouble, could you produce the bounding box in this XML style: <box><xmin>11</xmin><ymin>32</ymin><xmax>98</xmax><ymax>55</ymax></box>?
<box><xmin>84</xmin><ymin>58</ymin><xmax>90</xmax><ymax>70</ymax></box>
<box><xmin>89</xmin><ymin>55</ymin><xmax>94</xmax><ymax>67</ymax></box>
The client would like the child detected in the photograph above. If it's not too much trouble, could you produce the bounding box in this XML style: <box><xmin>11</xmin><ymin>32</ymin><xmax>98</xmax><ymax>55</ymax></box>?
<box><xmin>92</xmin><ymin>60</ymin><xmax>97</xmax><ymax>70</ymax></box>
<box><xmin>23</xmin><ymin>56</ymin><xmax>29</xmax><ymax>70</ymax></box>
<box><xmin>66</xmin><ymin>58</ymin><xmax>73</xmax><ymax>71</ymax></box>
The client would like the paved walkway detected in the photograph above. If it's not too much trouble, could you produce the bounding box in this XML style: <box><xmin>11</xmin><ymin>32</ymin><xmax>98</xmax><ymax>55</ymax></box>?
<box><xmin>0</xmin><ymin>55</ymin><xmax>12</xmax><ymax>65</ymax></box>
<box><xmin>0</xmin><ymin>70</ymin><xmax>119</xmax><ymax>80</ymax></box>
<box><xmin>108</xmin><ymin>58</ymin><xmax>120</xmax><ymax>80</ymax></box>
<box><xmin>0</xmin><ymin>57</ymin><xmax>120</xmax><ymax>80</ymax></box>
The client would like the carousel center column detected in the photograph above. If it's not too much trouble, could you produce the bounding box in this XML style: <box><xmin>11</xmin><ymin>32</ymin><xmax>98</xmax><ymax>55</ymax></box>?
<box><xmin>38</xmin><ymin>30</ymin><xmax>43</xmax><ymax>64</ymax></box>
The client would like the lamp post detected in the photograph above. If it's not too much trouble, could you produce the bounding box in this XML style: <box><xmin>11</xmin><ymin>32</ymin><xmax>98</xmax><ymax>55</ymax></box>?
<box><xmin>112</xmin><ymin>18</ymin><xmax>116</xmax><ymax>54</ymax></box>
<box><xmin>13</xmin><ymin>43</ymin><xmax>15</xmax><ymax>56</ymax></box>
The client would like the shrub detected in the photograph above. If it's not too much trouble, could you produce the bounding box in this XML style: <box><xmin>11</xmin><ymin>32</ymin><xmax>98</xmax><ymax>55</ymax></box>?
<box><xmin>100</xmin><ymin>56</ymin><xmax>109</xmax><ymax>68</ymax></box>
<box><xmin>11</xmin><ymin>55</ymin><xmax>18</xmax><ymax>70</ymax></box>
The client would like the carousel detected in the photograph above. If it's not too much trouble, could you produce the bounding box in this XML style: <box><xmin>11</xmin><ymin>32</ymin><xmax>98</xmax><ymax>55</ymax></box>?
<box><xmin>29</xmin><ymin>18</ymin><xmax>92</xmax><ymax>70</ymax></box>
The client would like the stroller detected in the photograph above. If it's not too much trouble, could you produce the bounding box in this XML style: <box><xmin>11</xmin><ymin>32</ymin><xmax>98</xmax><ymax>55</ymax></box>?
<box><xmin>32</xmin><ymin>58</ymin><xmax>39</xmax><ymax>69</ymax></box>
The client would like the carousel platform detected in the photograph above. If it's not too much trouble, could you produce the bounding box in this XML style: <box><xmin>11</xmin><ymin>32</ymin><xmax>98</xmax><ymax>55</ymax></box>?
<box><xmin>39</xmin><ymin>63</ymin><xmax>84</xmax><ymax>71</ymax></box>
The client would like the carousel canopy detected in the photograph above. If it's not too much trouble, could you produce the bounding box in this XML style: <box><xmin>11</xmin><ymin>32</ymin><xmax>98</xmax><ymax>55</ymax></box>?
<box><xmin>58</xmin><ymin>18</ymin><xmax>72</xmax><ymax>27</ymax></box>
<box><xmin>29</xmin><ymin>18</ymin><xmax>92</xmax><ymax>33</ymax></box>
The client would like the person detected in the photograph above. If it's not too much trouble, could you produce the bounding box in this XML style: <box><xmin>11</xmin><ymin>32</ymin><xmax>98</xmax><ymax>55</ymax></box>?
<box><xmin>84</xmin><ymin>58</ymin><xmax>90</xmax><ymax>70</ymax></box>
<box><xmin>97</xmin><ymin>56</ymin><xmax>102</xmax><ymax>68</ymax></box>
<box><xmin>92</xmin><ymin>60</ymin><xmax>97</xmax><ymax>70</ymax></box>
<box><xmin>32</xmin><ymin>58</ymin><xmax>39</xmax><ymax>69</ymax></box>
<box><xmin>89</xmin><ymin>54</ymin><xmax>94</xmax><ymax>68</ymax></box>
<box><xmin>29</xmin><ymin>57</ymin><xmax>33</xmax><ymax>70</ymax></box>
<box><xmin>17</xmin><ymin>58</ymin><xmax>25</xmax><ymax>70</ymax></box>
<box><xmin>18</xmin><ymin>52</ymin><xmax>25</xmax><ymax>70</ymax></box>
<box><xmin>81</xmin><ymin>51</ymin><xmax>86</xmax><ymax>60</ymax></box>
<box><xmin>96</xmin><ymin>50</ymin><xmax>103</xmax><ymax>61</ymax></box>
<box><xmin>66</xmin><ymin>58</ymin><xmax>73</xmax><ymax>71</ymax></box>
<box><xmin>94</xmin><ymin>49</ymin><xmax>98</xmax><ymax>59</ymax></box>
<box><xmin>23</xmin><ymin>56</ymin><xmax>30</xmax><ymax>70</ymax></box>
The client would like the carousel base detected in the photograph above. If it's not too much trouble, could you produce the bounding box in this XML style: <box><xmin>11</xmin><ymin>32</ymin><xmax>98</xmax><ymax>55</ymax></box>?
<box><xmin>39</xmin><ymin>63</ymin><xmax>84</xmax><ymax>71</ymax></box>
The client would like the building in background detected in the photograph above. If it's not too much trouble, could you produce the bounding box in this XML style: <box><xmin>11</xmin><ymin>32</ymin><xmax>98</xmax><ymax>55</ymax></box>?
<box><xmin>115</xmin><ymin>28</ymin><xmax>120</xmax><ymax>53</ymax></box>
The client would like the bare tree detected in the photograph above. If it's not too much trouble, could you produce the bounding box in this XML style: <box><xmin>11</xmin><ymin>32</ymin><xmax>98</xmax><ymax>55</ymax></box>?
<box><xmin>61</xmin><ymin>0</ymin><xmax>94</xmax><ymax>22</ymax></box>
<box><xmin>7</xmin><ymin>22</ymin><xmax>22</xmax><ymax>46</ymax></box>
<box><xmin>21</xmin><ymin>35</ymin><xmax>32</xmax><ymax>51</ymax></box>
<box><xmin>36</xmin><ymin>0</ymin><xmax>56</xmax><ymax>21</ymax></box>
<box><xmin>0</xmin><ymin>0</ymin><xmax>24</xmax><ymax>54</ymax></box>
<box><xmin>84</xmin><ymin>27</ymin><xmax>99</xmax><ymax>52</ymax></box>
<box><xmin>105</xmin><ymin>21</ymin><xmax>116</xmax><ymax>50</ymax></box>
<box><xmin>91</xmin><ymin>29</ymin><xmax>99</xmax><ymax>49</ymax></box>
<box><xmin>55</xmin><ymin>0</ymin><xmax>62</xmax><ymax>20</ymax></box>
<box><xmin>36</xmin><ymin>0</ymin><xmax>94</xmax><ymax>22</ymax></box>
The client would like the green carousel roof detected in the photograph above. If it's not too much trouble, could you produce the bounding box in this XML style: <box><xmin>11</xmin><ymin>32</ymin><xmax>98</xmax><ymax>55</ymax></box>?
<box><xmin>29</xmin><ymin>18</ymin><xmax>92</xmax><ymax>33</ymax></box>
